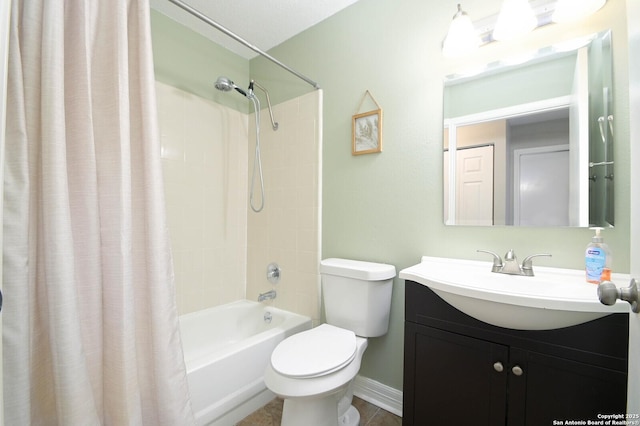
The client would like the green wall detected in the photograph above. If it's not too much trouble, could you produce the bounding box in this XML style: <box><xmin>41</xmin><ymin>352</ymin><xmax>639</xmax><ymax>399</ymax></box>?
<box><xmin>444</xmin><ymin>54</ymin><xmax>576</xmax><ymax>118</ymax></box>
<box><xmin>151</xmin><ymin>0</ymin><xmax>631</xmax><ymax>394</ymax></box>
<box><xmin>250</xmin><ymin>0</ymin><xmax>630</xmax><ymax>391</ymax></box>
<box><xmin>150</xmin><ymin>9</ymin><xmax>250</xmax><ymax>113</ymax></box>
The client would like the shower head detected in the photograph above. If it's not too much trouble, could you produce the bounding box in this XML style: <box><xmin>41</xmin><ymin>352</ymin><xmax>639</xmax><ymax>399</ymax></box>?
<box><xmin>214</xmin><ymin>76</ymin><xmax>248</xmax><ymax>97</ymax></box>
<box><xmin>214</xmin><ymin>76</ymin><xmax>278</xmax><ymax>131</ymax></box>
<box><xmin>214</xmin><ymin>76</ymin><xmax>234</xmax><ymax>92</ymax></box>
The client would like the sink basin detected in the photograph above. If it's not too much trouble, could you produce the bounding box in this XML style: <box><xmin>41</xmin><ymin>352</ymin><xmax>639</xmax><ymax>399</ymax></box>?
<box><xmin>399</xmin><ymin>256</ymin><xmax>630</xmax><ymax>330</ymax></box>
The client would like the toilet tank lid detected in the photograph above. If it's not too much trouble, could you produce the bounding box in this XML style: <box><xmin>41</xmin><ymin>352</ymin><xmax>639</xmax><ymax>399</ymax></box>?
<box><xmin>320</xmin><ymin>258</ymin><xmax>396</xmax><ymax>281</ymax></box>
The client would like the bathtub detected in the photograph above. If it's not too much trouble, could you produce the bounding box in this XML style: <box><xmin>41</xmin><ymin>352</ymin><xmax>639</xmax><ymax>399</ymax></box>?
<box><xmin>180</xmin><ymin>300</ymin><xmax>312</xmax><ymax>426</ymax></box>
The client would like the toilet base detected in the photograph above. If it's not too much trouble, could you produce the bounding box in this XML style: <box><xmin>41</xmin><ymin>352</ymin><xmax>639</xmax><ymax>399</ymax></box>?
<box><xmin>281</xmin><ymin>396</ymin><xmax>337</xmax><ymax>426</ymax></box>
<box><xmin>339</xmin><ymin>405</ymin><xmax>361</xmax><ymax>426</ymax></box>
<box><xmin>281</xmin><ymin>398</ymin><xmax>361</xmax><ymax>426</ymax></box>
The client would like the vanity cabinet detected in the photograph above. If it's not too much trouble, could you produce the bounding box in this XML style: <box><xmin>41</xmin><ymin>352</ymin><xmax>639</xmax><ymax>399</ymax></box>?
<box><xmin>403</xmin><ymin>280</ymin><xmax>629</xmax><ymax>426</ymax></box>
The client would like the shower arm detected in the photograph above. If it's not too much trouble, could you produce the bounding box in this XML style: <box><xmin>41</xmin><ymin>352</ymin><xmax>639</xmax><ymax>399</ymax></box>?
<box><xmin>250</xmin><ymin>80</ymin><xmax>279</xmax><ymax>131</ymax></box>
<box><xmin>167</xmin><ymin>0</ymin><xmax>320</xmax><ymax>90</ymax></box>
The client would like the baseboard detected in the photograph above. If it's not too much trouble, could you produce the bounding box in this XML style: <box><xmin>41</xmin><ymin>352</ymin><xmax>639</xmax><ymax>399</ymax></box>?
<box><xmin>353</xmin><ymin>375</ymin><xmax>403</xmax><ymax>417</ymax></box>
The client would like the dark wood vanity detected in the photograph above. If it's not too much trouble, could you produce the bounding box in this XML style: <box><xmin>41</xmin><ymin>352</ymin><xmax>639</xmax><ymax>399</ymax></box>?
<box><xmin>403</xmin><ymin>280</ymin><xmax>629</xmax><ymax>426</ymax></box>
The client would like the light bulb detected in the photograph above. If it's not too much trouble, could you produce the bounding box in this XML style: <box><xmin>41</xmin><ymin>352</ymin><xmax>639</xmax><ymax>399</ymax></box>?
<box><xmin>493</xmin><ymin>0</ymin><xmax>537</xmax><ymax>41</ymax></box>
<box><xmin>442</xmin><ymin>4</ymin><xmax>480</xmax><ymax>58</ymax></box>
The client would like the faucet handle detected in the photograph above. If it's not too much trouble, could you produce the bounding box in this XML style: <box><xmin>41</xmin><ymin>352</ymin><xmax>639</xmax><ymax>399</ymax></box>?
<box><xmin>521</xmin><ymin>253</ymin><xmax>552</xmax><ymax>276</ymax></box>
<box><xmin>477</xmin><ymin>250</ymin><xmax>503</xmax><ymax>272</ymax></box>
<box><xmin>267</xmin><ymin>263</ymin><xmax>280</xmax><ymax>284</ymax></box>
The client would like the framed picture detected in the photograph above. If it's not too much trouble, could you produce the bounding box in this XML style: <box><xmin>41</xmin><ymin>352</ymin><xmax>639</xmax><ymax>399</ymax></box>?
<box><xmin>352</xmin><ymin>109</ymin><xmax>382</xmax><ymax>155</ymax></box>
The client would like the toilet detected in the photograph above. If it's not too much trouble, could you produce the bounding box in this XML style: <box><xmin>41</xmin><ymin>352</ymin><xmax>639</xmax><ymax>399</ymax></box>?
<box><xmin>264</xmin><ymin>258</ymin><xmax>396</xmax><ymax>426</ymax></box>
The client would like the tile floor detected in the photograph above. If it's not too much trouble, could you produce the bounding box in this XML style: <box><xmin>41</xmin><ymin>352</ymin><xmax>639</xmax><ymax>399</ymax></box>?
<box><xmin>236</xmin><ymin>396</ymin><xmax>402</xmax><ymax>426</ymax></box>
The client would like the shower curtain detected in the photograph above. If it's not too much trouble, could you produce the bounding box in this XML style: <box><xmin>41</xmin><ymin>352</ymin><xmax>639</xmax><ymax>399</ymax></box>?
<box><xmin>3</xmin><ymin>1</ymin><xmax>194</xmax><ymax>424</ymax></box>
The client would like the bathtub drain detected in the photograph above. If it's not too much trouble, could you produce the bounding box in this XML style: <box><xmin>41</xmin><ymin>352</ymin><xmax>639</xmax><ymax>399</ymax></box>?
<box><xmin>264</xmin><ymin>311</ymin><xmax>273</xmax><ymax>323</ymax></box>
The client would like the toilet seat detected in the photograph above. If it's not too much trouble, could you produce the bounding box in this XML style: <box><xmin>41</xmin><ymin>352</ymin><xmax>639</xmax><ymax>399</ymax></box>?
<box><xmin>271</xmin><ymin>324</ymin><xmax>357</xmax><ymax>379</ymax></box>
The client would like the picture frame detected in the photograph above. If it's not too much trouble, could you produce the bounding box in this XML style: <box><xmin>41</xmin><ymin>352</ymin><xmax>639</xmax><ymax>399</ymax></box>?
<box><xmin>352</xmin><ymin>109</ymin><xmax>382</xmax><ymax>155</ymax></box>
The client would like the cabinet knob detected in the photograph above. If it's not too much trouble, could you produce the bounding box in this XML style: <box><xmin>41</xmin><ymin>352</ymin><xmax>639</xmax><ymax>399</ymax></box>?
<box><xmin>493</xmin><ymin>362</ymin><xmax>504</xmax><ymax>373</ymax></box>
<box><xmin>511</xmin><ymin>365</ymin><xmax>524</xmax><ymax>376</ymax></box>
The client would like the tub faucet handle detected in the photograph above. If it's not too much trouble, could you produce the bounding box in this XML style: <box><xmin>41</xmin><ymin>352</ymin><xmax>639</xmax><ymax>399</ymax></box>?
<box><xmin>267</xmin><ymin>263</ymin><xmax>280</xmax><ymax>284</ymax></box>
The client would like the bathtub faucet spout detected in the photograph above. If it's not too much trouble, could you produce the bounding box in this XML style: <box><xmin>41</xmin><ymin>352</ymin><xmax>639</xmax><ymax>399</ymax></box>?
<box><xmin>258</xmin><ymin>290</ymin><xmax>277</xmax><ymax>302</ymax></box>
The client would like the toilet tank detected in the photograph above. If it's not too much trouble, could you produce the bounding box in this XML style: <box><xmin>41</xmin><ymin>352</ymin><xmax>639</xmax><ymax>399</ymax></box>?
<box><xmin>320</xmin><ymin>258</ymin><xmax>396</xmax><ymax>337</ymax></box>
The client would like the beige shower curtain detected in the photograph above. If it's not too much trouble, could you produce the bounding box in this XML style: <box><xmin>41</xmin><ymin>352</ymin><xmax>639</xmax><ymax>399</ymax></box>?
<box><xmin>3</xmin><ymin>1</ymin><xmax>194</xmax><ymax>424</ymax></box>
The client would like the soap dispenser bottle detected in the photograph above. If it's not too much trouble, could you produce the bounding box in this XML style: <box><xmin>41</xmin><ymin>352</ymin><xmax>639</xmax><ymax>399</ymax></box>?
<box><xmin>585</xmin><ymin>227</ymin><xmax>612</xmax><ymax>284</ymax></box>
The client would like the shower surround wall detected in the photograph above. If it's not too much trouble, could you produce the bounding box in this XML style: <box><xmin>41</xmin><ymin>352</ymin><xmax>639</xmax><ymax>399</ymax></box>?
<box><xmin>246</xmin><ymin>90</ymin><xmax>323</xmax><ymax>324</ymax></box>
<box><xmin>157</xmin><ymin>81</ymin><xmax>248</xmax><ymax>313</ymax></box>
<box><xmin>156</xmin><ymin>81</ymin><xmax>322</xmax><ymax>323</ymax></box>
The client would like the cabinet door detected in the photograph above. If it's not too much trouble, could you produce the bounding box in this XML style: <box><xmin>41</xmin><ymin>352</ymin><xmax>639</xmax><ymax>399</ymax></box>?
<box><xmin>404</xmin><ymin>323</ymin><xmax>508</xmax><ymax>426</ymax></box>
<box><xmin>507</xmin><ymin>348</ymin><xmax>627</xmax><ymax>426</ymax></box>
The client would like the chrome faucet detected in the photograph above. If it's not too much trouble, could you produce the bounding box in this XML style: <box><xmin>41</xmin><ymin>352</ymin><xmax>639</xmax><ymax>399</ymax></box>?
<box><xmin>258</xmin><ymin>289</ymin><xmax>277</xmax><ymax>302</ymax></box>
<box><xmin>477</xmin><ymin>249</ymin><xmax>551</xmax><ymax>277</ymax></box>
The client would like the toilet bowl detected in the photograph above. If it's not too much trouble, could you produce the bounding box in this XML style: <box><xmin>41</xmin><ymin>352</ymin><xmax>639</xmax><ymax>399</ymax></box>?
<box><xmin>264</xmin><ymin>325</ymin><xmax>368</xmax><ymax>426</ymax></box>
<box><xmin>264</xmin><ymin>258</ymin><xmax>396</xmax><ymax>426</ymax></box>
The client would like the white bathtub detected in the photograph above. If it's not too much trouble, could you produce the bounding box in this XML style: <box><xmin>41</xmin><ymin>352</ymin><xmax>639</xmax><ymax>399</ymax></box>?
<box><xmin>180</xmin><ymin>300</ymin><xmax>312</xmax><ymax>426</ymax></box>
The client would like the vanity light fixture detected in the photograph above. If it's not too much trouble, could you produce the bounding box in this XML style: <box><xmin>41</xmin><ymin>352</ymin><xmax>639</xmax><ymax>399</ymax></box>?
<box><xmin>552</xmin><ymin>0</ymin><xmax>607</xmax><ymax>23</ymax></box>
<box><xmin>441</xmin><ymin>0</ymin><xmax>608</xmax><ymax>57</ymax></box>
<box><xmin>492</xmin><ymin>0</ymin><xmax>537</xmax><ymax>41</ymax></box>
<box><xmin>442</xmin><ymin>4</ymin><xmax>481</xmax><ymax>58</ymax></box>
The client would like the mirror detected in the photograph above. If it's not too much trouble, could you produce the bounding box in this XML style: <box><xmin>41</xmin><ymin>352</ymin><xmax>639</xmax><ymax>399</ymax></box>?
<box><xmin>443</xmin><ymin>30</ymin><xmax>613</xmax><ymax>227</ymax></box>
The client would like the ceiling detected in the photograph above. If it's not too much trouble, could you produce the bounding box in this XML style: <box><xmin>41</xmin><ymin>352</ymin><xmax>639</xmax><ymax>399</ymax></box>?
<box><xmin>150</xmin><ymin>0</ymin><xmax>361</xmax><ymax>59</ymax></box>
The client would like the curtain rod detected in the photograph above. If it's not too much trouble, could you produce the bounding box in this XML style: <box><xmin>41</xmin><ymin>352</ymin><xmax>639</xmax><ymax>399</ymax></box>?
<box><xmin>167</xmin><ymin>0</ymin><xmax>320</xmax><ymax>89</ymax></box>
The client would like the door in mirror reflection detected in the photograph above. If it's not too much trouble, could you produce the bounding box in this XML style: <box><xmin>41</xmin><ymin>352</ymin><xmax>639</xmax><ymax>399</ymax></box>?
<box><xmin>444</xmin><ymin>145</ymin><xmax>494</xmax><ymax>226</ymax></box>
<box><xmin>515</xmin><ymin>146</ymin><xmax>569</xmax><ymax>226</ymax></box>
<box><xmin>444</xmin><ymin>107</ymin><xmax>578</xmax><ymax>226</ymax></box>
